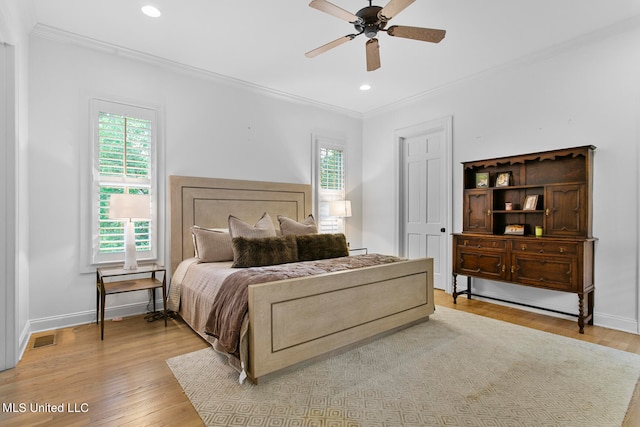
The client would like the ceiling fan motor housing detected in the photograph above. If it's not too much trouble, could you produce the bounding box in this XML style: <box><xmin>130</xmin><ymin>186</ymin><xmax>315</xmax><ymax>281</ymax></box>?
<box><xmin>355</xmin><ymin>5</ymin><xmax>386</xmax><ymax>38</ymax></box>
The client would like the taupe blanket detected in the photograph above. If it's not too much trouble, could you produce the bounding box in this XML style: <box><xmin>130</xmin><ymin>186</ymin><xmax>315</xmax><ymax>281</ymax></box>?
<box><xmin>204</xmin><ymin>254</ymin><xmax>402</xmax><ymax>355</ymax></box>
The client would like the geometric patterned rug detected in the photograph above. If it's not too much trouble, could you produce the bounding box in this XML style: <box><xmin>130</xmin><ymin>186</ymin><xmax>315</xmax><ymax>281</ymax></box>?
<box><xmin>167</xmin><ymin>306</ymin><xmax>640</xmax><ymax>426</ymax></box>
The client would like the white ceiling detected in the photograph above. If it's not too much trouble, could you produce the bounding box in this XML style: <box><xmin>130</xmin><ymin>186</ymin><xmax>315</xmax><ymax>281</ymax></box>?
<box><xmin>31</xmin><ymin>0</ymin><xmax>640</xmax><ymax>114</ymax></box>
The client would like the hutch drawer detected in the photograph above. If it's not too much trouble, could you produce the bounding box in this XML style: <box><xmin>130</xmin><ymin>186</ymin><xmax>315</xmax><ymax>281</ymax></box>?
<box><xmin>510</xmin><ymin>240</ymin><xmax>578</xmax><ymax>255</ymax></box>
<box><xmin>457</xmin><ymin>237</ymin><xmax>507</xmax><ymax>251</ymax></box>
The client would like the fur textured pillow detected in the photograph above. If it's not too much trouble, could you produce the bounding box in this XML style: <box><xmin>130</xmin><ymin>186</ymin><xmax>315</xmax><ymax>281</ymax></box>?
<box><xmin>231</xmin><ymin>234</ymin><xmax>299</xmax><ymax>268</ymax></box>
<box><xmin>228</xmin><ymin>212</ymin><xmax>276</xmax><ymax>239</ymax></box>
<box><xmin>278</xmin><ymin>214</ymin><xmax>318</xmax><ymax>235</ymax></box>
<box><xmin>190</xmin><ymin>226</ymin><xmax>234</xmax><ymax>262</ymax></box>
<box><xmin>296</xmin><ymin>233</ymin><xmax>349</xmax><ymax>262</ymax></box>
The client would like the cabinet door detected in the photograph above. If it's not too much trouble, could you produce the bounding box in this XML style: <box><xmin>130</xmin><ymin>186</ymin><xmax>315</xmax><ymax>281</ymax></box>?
<box><xmin>455</xmin><ymin>247</ymin><xmax>507</xmax><ymax>281</ymax></box>
<box><xmin>510</xmin><ymin>253</ymin><xmax>578</xmax><ymax>292</ymax></box>
<box><xmin>544</xmin><ymin>184</ymin><xmax>586</xmax><ymax>237</ymax></box>
<box><xmin>463</xmin><ymin>189</ymin><xmax>492</xmax><ymax>234</ymax></box>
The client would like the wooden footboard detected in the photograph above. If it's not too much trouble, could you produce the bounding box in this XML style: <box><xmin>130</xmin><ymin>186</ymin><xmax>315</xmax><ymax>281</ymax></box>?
<box><xmin>247</xmin><ymin>257</ymin><xmax>434</xmax><ymax>382</ymax></box>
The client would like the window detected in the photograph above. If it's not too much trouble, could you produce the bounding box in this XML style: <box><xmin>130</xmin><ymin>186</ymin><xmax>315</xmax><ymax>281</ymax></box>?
<box><xmin>90</xmin><ymin>99</ymin><xmax>157</xmax><ymax>264</ymax></box>
<box><xmin>313</xmin><ymin>138</ymin><xmax>346</xmax><ymax>234</ymax></box>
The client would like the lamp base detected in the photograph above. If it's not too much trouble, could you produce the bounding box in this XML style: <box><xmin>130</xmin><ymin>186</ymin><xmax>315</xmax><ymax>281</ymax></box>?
<box><xmin>123</xmin><ymin>220</ymin><xmax>139</xmax><ymax>270</ymax></box>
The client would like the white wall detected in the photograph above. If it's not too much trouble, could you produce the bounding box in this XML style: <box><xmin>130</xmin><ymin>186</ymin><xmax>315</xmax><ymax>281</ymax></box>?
<box><xmin>27</xmin><ymin>30</ymin><xmax>363</xmax><ymax>331</ymax></box>
<box><xmin>363</xmin><ymin>24</ymin><xmax>640</xmax><ymax>332</ymax></box>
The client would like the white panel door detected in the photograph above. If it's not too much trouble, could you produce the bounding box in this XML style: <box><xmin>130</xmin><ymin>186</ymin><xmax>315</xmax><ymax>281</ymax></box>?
<box><xmin>399</xmin><ymin>118</ymin><xmax>451</xmax><ymax>290</ymax></box>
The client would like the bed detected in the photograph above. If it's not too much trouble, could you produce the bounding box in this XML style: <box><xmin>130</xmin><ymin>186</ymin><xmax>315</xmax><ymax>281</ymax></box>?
<box><xmin>168</xmin><ymin>175</ymin><xmax>435</xmax><ymax>383</ymax></box>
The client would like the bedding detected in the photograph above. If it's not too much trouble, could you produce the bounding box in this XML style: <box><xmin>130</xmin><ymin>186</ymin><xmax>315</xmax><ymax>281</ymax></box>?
<box><xmin>228</xmin><ymin>212</ymin><xmax>276</xmax><ymax>238</ymax></box>
<box><xmin>231</xmin><ymin>234</ymin><xmax>298</xmax><ymax>267</ymax></box>
<box><xmin>295</xmin><ymin>233</ymin><xmax>349</xmax><ymax>261</ymax></box>
<box><xmin>277</xmin><ymin>214</ymin><xmax>317</xmax><ymax>235</ymax></box>
<box><xmin>190</xmin><ymin>226</ymin><xmax>234</xmax><ymax>262</ymax></box>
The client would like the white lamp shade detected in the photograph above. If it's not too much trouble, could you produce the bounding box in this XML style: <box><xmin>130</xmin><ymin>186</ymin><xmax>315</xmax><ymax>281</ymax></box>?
<box><xmin>329</xmin><ymin>200</ymin><xmax>352</xmax><ymax>218</ymax></box>
<box><xmin>109</xmin><ymin>194</ymin><xmax>151</xmax><ymax>220</ymax></box>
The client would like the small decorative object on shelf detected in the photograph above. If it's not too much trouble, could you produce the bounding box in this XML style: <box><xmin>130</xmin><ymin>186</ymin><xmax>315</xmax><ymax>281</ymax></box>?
<box><xmin>496</xmin><ymin>172</ymin><xmax>511</xmax><ymax>187</ymax></box>
<box><xmin>535</xmin><ymin>226</ymin><xmax>543</xmax><ymax>237</ymax></box>
<box><xmin>475</xmin><ymin>173</ymin><xmax>489</xmax><ymax>188</ymax></box>
<box><xmin>505</xmin><ymin>202</ymin><xmax>513</xmax><ymax>210</ymax></box>
<box><xmin>504</xmin><ymin>224</ymin><xmax>524</xmax><ymax>235</ymax></box>
<box><xmin>523</xmin><ymin>194</ymin><xmax>539</xmax><ymax>211</ymax></box>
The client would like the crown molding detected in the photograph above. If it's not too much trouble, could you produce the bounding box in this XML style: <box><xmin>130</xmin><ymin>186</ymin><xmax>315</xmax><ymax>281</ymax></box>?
<box><xmin>30</xmin><ymin>24</ymin><xmax>363</xmax><ymax>120</ymax></box>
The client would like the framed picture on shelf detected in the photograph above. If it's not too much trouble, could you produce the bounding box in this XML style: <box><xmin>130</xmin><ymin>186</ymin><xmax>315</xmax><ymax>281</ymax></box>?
<box><xmin>504</xmin><ymin>224</ymin><xmax>525</xmax><ymax>235</ymax></box>
<box><xmin>496</xmin><ymin>172</ymin><xmax>511</xmax><ymax>187</ymax></box>
<box><xmin>523</xmin><ymin>195</ymin><xmax>539</xmax><ymax>210</ymax></box>
<box><xmin>475</xmin><ymin>173</ymin><xmax>489</xmax><ymax>188</ymax></box>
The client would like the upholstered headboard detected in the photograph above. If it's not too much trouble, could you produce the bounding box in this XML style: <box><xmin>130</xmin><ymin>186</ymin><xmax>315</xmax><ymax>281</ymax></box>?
<box><xmin>168</xmin><ymin>175</ymin><xmax>312</xmax><ymax>273</ymax></box>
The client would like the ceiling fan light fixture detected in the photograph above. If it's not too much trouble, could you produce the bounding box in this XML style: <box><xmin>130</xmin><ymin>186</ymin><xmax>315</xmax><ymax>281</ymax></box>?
<box><xmin>360</xmin><ymin>84</ymin><xmax>372</xmax><ymax>91</ymax></box>
<box><xmin>364</xmin><ymin>27</ymin><xmax>378</xmax><ymax>38</ymax></box>
<box><xmin>141</xmin><ymin>5</ymin><xmax>162</xmax><ymax>18</ymax></box>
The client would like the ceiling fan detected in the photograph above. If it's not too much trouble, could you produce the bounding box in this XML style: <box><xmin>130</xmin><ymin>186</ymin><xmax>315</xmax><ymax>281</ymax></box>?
<box><xmin>305</xmin><ymin>0</ymin><xmax>446</xmax><ymax>72</ymax></box>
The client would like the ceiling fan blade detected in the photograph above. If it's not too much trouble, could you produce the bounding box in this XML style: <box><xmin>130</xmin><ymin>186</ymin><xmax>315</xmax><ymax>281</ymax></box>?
<box><xmin>387</xmin><ymin>25</ymin><xmax>446</xmax><ymax>43</ymax></box>
<box><xmin>305</xmin><ymin>35</ymin><xmax>355</xmax><ymax>58</ymax></box>
<box><xmin>309</xmin><ymin>0</ymin><xmax>360</xmax><ymax>23</ymax></box>
<box><xmin>366</xmin><ymin>38</ymin><xmax>381</xmax><ymax>72</ymax></box>
<box><xmin>379</xmin><ymin>0</ymin><xmax>415</xmax><ymax>21</ymax></box>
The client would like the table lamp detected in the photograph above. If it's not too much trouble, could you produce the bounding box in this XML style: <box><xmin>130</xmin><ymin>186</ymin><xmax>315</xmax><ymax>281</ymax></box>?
<box><xmin>329</xmin><ymin>200</ymin><xmax>352</xmax><ymax>240</ymax></box>
<box><xmin>109</xmin><ymin>193</ymin><xmax>150</xmax><ymax>270</ymax></box>
<box><xmin>329</xmin><ymin>200</ymin><xmax>352</xmax><ymax>218</ymax></box>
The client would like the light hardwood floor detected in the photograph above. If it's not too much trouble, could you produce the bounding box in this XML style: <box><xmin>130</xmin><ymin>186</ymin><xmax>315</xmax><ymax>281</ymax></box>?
<box><xmin>1</xmin><ymin>290</ymin><xmax>639</xmax><ymax>426</ymax></box>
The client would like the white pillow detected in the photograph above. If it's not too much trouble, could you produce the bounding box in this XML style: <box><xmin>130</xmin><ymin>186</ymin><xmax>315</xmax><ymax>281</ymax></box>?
<box><xmin>278</xmin><ymin>214</ymin><xmax>318</xmax><ymax>235</ymax></box>
<box><xmin>228</xmin><ymin>212</ymin><xmax>277</xmax><ymax>239</ymax></box>
<box><xmin>190</xmin><ymin>226</ymin><xmax>234</xmax><ymax>262</ymax></box>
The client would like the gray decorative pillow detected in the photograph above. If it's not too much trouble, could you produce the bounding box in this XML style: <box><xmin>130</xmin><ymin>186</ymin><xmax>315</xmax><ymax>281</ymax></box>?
<box><xmin>228</xmin><ymin>212</ymin><xmax>276</xmax><ymax>239</ymax></box>
<box><xmin>231</xmin><ymin>235</ymin><xmax>298</xmax><ymax>268</ymax></box>
<box><xmin>278</xmin><ymin>214</ymin><xmax>317</xmax><ymax>236</ymax></box>
<box><xmin>296</xmin><ymin>233</ymin><xmax>349</xmax><ymax>262</ymax></box>
<box><xmin>190</xmin><ymin>226</ymin><xmax>234</xmax><ymax>262</ymax></box>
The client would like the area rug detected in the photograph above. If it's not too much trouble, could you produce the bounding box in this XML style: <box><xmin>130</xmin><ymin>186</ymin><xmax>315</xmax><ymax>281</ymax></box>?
<box><xmin>167</xmin><ymin>307</ymin><xmax>640</xmax><ymax>426</ymax></box>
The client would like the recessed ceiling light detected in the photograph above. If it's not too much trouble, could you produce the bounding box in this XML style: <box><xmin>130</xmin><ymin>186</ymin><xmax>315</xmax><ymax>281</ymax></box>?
<box><xmin>141</xmin><ymin>5</ymin><xmax>162</xmax><ymax>18</ymax></box>
<box><xmin>360</xmin><ymin>84</ymin><xmax>372</xmax><ymax>91</ymax></box>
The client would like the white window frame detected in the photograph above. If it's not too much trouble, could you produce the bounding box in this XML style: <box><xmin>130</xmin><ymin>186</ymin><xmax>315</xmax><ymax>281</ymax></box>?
<box><xmin>312</xmin><ymin>136</ymin><xmax>347</xmax><ymax>234</ymax></box>
<box><xmin>85</xmin><ymin>98</ymin><xmax>159</xmax><ymax>266</ymax></box>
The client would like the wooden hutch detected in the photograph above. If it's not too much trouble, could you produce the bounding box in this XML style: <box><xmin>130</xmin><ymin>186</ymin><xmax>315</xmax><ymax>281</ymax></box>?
<box><xmin>452</xmin><ymin>145</ymin><xmax>596</xmax><ymax>333</ymax></box>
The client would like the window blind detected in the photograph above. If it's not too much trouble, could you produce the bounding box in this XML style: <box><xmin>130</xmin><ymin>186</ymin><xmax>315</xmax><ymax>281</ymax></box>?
<box><xmin>317</xmin><ymin>145</ymin><xmax>345</xmax><ymax>234</ymax></box>
<box><xmin>90</xmin><ymin>99</ymin><xmax>157</xmax><ymax>264</ymax></box>
<box><xmin>97</xmin><ymin>112</ymin><xmax>151</xmax><ymax>254</ymax></box>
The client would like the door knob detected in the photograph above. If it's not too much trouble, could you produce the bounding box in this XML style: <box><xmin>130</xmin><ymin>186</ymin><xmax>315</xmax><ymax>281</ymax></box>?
<box><xmin>440</xmin><ymin>228</ymin><xmax>446</xmax><ymax>233</ymax></box>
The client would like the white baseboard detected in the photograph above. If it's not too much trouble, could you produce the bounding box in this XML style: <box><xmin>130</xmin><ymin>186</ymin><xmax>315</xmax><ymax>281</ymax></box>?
<box><xmin>594</xmin><ymin>313</ymin><xmax>639</xmax><ymax>334</ymax></box>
